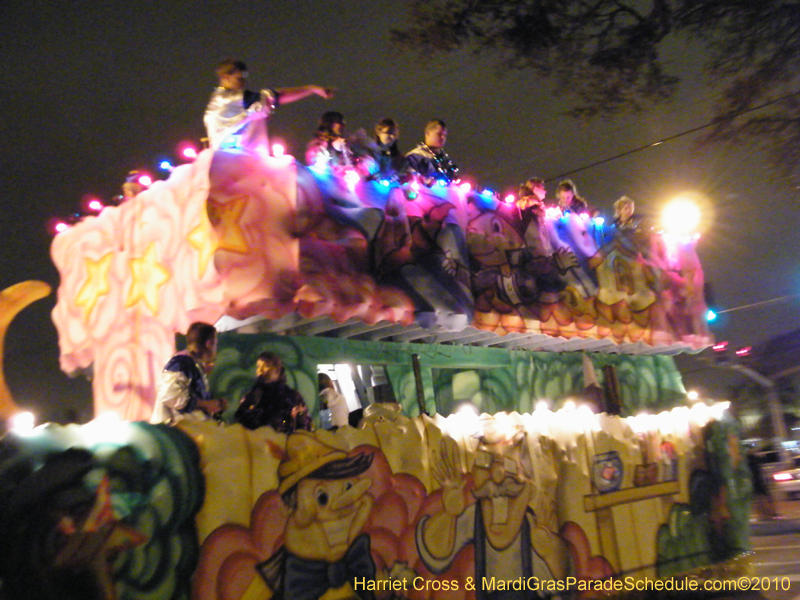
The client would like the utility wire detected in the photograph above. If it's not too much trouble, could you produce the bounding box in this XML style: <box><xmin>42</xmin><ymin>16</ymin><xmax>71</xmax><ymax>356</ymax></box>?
<box><xmin>545</xmin><ymin>89</ymin><xmax>800</xmax><ymax>182</ymax></box>
<box><xmin>716</xmin><ymin>294</ymin><xmax>800</xmax><ymax>315</ymax></box>
<box><xmin>481</xmin><ymin>88</ymin><xmax>729</xmax><ymax>181</ymax></box>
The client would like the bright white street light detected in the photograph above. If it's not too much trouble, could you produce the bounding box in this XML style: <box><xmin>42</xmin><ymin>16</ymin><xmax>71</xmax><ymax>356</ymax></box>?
<box><xmin>10</xmin><ymin>411</ymin><xmax>35</xmax><ymax>435</ymax></box>
<box><xmin>662</xmin><ymin>195</ymin><xmax>701</xmax><ymax>235</ymax></box>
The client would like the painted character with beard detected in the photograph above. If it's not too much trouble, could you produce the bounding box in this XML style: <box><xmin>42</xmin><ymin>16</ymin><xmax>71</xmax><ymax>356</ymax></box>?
<box><xmin>416</xmin><ymin>423</ymin><xmax>570</xmax><ymax>600</ymax></box>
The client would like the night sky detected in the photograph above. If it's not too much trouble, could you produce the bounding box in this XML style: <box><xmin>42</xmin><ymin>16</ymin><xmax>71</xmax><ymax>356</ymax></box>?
<box><xmin>2</xmin><ymin>1</ymin><xmax>798</xmax><ymax>422</ymax></box>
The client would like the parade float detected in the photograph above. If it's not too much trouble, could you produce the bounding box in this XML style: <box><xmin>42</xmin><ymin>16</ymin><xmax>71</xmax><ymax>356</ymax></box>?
<box><xmin>0</xmin><ymin>136</ymin><xmax>751</xmax><ymax>600</ymax></box>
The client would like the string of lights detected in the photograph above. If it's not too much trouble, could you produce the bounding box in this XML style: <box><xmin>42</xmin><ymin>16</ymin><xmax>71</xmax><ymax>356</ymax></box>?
<box><xmin>47</xmin><ymin>65</ymin><xmax>799</xmax><ymax>240</ymax></box>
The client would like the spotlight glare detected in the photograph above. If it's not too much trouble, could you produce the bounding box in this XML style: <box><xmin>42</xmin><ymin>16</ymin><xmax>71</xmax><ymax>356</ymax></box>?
<box><xmin>10</xmin><ymin>411</ymin><xmax>35</xmax><ymax>435</ymax></box>
<box><xmin>662</xmin><ymin>196</ymin><xmax>701</xmax><ymax>235</ymax></box>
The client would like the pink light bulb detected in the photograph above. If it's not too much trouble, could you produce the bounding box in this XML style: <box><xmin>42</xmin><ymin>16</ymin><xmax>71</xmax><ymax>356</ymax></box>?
<box><xmin>504</xmin><ymin>194</ymin><xmax>515</xmax><ymax>204</ymax></box>
<box><xmin>272</xmin><ymin>143</ymin><xmax>285</xmax><ymax>157</ymax></box>
<box><xmin>54</xmin><ymin>222</ymin><xmax>68</xmax><ymax>233</ymax></box>
<box><xmin>88</xmin><ymin>199</ymin><xmax>104</xmax><ymax>212</ymax></box>
<box><xmin>182</xmin><ymin>147</ymin><xmax>198</xmax><ymax>159</ymax></box>
<box><xmin>138</xmin><ymin>175</ymin><xmax>153</xmax><ymax>187</ymax></box>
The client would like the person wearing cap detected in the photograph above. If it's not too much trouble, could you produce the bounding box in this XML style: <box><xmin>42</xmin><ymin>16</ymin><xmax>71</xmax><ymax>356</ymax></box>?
<box><xmin>204</xmin><ymin>58</ymin><xmax>334</xmax><ymax>150</ymax></box>
<box><xmin>250</xmin><ymin>432</ymin><xmax>376</xmax><ymax>600</ymax></box>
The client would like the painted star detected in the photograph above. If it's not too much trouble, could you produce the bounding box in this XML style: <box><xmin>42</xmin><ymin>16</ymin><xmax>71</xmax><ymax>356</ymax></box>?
<box><xmin>124</xmin><ymin>243</ymin><xmax>170</xmax><ymax>314</ymax></box>
<box><xmin>187</xmin><ymin>209</ymin><xmax>217</xmax><ymax>278</ymax></box>
<box><xmin>75</xmin><ymin>253</ymin><xmax>113</xmax><ymax>321</ymax></box>
<box><xmin>207</xmin><ymin>194</ymin><xmax>250</xmax><ymax>254</ymax></box>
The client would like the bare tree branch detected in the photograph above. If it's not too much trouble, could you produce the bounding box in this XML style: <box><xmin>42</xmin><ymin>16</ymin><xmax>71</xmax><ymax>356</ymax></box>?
<box><xmin>394</xmin><ymin>0</ymin><xmax>800</xmax><ymax>174</ymax></box>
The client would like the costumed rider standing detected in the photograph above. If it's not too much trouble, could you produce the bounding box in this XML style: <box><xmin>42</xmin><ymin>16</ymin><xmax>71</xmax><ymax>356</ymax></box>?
<box><xmin>204</xmin><ymin>58</ymin><xmax>334</xmax><ymax>150</ymax></box>
<box><xmin>151</xmin><ymin>322</ymin><xmax>227</xmax><ymax>424</ymax></box>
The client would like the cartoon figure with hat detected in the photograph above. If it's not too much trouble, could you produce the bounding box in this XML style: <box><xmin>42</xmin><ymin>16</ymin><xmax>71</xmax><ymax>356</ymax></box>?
<box><xmin>416</xmin><ymin>419</ymin><xmax>571</xmax><ymax>600</ymax></box>
<box><xmin>254</xmin><ymin>431</ymin><xmax>377</xmax><ymax>600</ymax></box>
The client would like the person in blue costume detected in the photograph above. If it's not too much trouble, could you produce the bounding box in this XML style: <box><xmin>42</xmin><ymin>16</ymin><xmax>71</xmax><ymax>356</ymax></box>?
<box><xmin>235</xmin><ymin>352</ymin><xmax>312</xmax><ymax>432</ymax></box>
<box><xmin>406</xmin><ymin>119</ymin><xmax>459</xmax><ymax>184</ymax></box>
<box><xmin>151</xmin><ymin>322</ymin><xmax>226</xmax><ymax>424</ymax></box>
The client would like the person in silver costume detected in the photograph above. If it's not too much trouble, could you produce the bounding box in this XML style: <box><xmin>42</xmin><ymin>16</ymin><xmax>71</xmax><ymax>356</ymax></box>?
<box><xmin>204</xmin><ymin>58</ymin><xmax>334</xmax><ymax>150</ymax></box>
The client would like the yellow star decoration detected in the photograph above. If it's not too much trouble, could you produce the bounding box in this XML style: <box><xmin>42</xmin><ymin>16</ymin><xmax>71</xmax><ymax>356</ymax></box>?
<box><xmin>75</xmin><ymin>253</ymin><xmax>113</xmax><ymax>321</ymax></box>
<box><xmin>125</xmin><ymin>243</ymin><xmax>170</xmax><ymax>314</ymax></box>
<box><xmin>207</xmin><ymin>194</ymin><xmax>250</xmax><ymax>254</ymax></box>
<box><xmin>187</xmin><ymin>211</ymin><xmax>217</xmax><ymax>278</ymax></box>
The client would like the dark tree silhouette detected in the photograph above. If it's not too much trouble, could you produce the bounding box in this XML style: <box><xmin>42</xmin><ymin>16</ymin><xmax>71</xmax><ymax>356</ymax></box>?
<box><xmin>393</xmin><ymin>0</ymin><xmax>800</xmax><ymax>176</ymax></box>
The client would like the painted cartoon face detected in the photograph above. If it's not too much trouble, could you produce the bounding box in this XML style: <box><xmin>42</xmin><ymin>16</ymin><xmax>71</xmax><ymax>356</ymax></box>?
<box><xmin>290</xmin><ymin>476</ymin><xmax>373</xmax><ymax>556</ymax></box>
<box><xmin>548</xmin><ymin>212</ymin><xmax>598</xmax><ymax>259</ymax></box>
<box><xmin>467</xmin><ymin>213</ymin><xmax>524</xmax><ymax>268</ymax></box>
<box><xmin>471</xmin><ymin>438</ymin><xmax>532</xmax><ymax>549</ymax></box>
